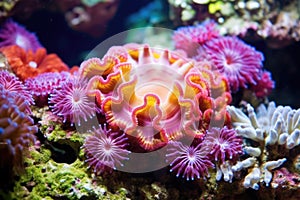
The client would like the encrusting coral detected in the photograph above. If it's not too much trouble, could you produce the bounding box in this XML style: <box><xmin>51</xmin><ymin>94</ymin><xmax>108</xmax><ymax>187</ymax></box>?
<box><xmin>168</xmin><ymin>0</ymin><xmax>300</xmax><ymax>48</ymax></box>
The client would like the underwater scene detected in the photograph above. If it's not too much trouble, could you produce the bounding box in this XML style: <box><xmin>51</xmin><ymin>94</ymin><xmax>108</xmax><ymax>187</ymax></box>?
<box><xmin>0</xmin><ymin>0</ymin><xmax>300</xmax><ymax>199</ymax></box>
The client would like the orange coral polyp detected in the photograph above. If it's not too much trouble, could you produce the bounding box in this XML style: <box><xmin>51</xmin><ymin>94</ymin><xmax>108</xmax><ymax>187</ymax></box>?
<box><xmin>81</xmin><ymin>44</ymin><xmax>231</xmax><ymax>150</ymax></box>
<box><xmin>0</xmin><ymin>45</ymin><xmax>68</xmax><ymax>81</ymax></box>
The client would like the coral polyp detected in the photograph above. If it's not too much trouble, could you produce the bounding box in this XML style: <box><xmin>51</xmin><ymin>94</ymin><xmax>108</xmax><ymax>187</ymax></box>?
<box><xmin>0</xmin><ymin>19</ymin><xmax>42</xmax><ymax>51</ymax></box>
<box><xmin>49</xmin><ymin>76</ymin><xmax>101</xmax><ymax>127</ymax></box>
<box><xmin>166</xmin><ymin>141</ymin><xmax>214</xmax><ymax>181</ymax></box>
<box><xmin>82</xmin><ymin>44</ymin><xmax>231</xmax><ymax>150</ymax></box>
<box><xmin>0</xmin><ymin>45</ymin><xmax>69</xmax><ymax>81</ymax></box>
<box><xmin>83</xmin><ymin>126</ymin><xmax>131</xmax><ymax>174</ymax></box>
<box><xmin>204</xmin><ymin>36</ymin><xmax>264</xmax><ymax>92</ymax></box>
<box><xmin>25</xmin><ymin>72</ymin><xmax>70</xmax><ymax>97</ymax></box>
<box><xmin>0</xmin><ymin>70</ymin><xmax>34</xmax><ymax>107</ymax></box>
<box><xmin>172</xmin><ymin>20</ymin><xmax>219</xmax><ymax>57</ymax></box>
<box><xmin>205</xmin><ymin>127</ymin><xmax>243</xmax><ymax>163</ymax></box>
<box><xmin>250</xmin><ymin>71</ymin><xmax>275</xmax><ymax>98</ymax></box>
<box><xmin>227</xmin><ymin>102</ymin><xmax>300</xmax><ymax>189</ymax></box>
<box><xmin>25</xmin><ymin>71</ymin><xmax>71</xmax><ymax>106</ymax></box>
<box><xmin>0</xmin><ymin>87</ymin><xmax>37</xmax><ymax>185</ymax></box>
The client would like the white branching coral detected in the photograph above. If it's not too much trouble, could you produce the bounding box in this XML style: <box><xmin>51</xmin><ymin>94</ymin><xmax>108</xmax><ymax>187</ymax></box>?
<box><xmin>226</xmin><ymin>102</ymin><xmax>300</xmax><ymax>189</ymax></box>
<box><xmin>216</xmin><ymin>161</ymin><xmax>234</xmax><ymax>182</ymax></box>
<box><xmin>228</xmin><ymin>102</ymin><xmax>300</xmax><ymax>148</ymax></box>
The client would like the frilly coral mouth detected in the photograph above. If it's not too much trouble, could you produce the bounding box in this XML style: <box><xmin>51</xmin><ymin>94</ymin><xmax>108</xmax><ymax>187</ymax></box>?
<box><xmin>81</xmin><ymin>43</ymin><xmax>231</xmax><ymax>150</ymax></box>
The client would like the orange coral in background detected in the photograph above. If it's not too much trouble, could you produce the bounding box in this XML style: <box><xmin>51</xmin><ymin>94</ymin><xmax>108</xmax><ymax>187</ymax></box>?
<box><xmin>0</xmin><ymin>45</ymin><xmax>69</xmax><ymax>81</ymax></box>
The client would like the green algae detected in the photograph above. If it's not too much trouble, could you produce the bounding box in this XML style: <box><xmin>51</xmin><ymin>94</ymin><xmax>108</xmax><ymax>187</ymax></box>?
<box><xmin>0</xmin><ymin>107</ymin><xmax>129</xmax><ymax>199</ymax></box>
<box><xmin>40</xmin><ymin>120</ymin><xmax>86</xmax><ymax>156</ymax></box>
<box><xmin>140</xmin><ymin>182</ymin><xmax>168</xmax><ymax>200</ymax></box>
<box><xmin>40</xmin><ymin>121</ymin><xmax>85</xmax><ymax>144</ymax></box>
<box><xmin>5</xmin><ymin>104</ymin><xmax>299</xmax><ymax>200</ymax></box>
<box><xmin>6</xmin><ymin>146</ymin><xmax>128</xmax><ymax>200</ymax></box>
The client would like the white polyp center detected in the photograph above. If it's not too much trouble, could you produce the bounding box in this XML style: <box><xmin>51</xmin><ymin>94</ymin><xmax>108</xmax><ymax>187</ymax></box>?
<box><xmin>15</xmin><ymin>34</ymin><xmax>27</xmax><ymax>49</ymax></box>
<box><xmin>104</xmin><ymin>143</ymin><xmax>112</xmax><ymax>151</ymax></box>
<box><xmin>73</xmin><ymin>93</ymin><xmax>80</xmax><ymax>102</ymax></box>
<box><xmin>28</xmin><ymin>61</ymin><xmax>38</xmax><ymax>68</ymax></box>
<box><xmin>188</xmin><ymin>148</ymin><xmax>196</xmax><ymax>162</ymax></box>
<box><xmin>72</xmin><ymin>90</ymin><xmax>83</xmax><ymax>105</ymax></box>
<box><xmin>103</xmin><ymin>141</ymin><xmax>113</xmax><ymax>156</ymax></box>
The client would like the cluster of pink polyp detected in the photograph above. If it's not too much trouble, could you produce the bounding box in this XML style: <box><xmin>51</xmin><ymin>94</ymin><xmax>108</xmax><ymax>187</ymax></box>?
<box><xmin>0</xmin><ymin>73</ymin><xmax>37</xmax><ymax>184</ymax></box>
<box><xmin>77</xmin><ymin>41</ymin><xmax>246</xmax><ymax>180</ymax></box>
<box><xmin>0</xmin><ymin>18</ymin><xmax>252</xmax><ymax>181</ymax></box>
<box><xmin>173</xmin><ymin>20</ymin><xmax>275</xmax><ymax>97</ymax></box>
<box><xmin>79</xmin><ymin>24</ymin><xmax>278</xmax><ymax>181</ymax></box>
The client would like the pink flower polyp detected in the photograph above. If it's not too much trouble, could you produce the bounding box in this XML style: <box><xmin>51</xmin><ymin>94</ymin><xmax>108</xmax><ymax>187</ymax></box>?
<box><xmin>0</xmin><ymin>19</ymin><xmax>42</xmax><ymax>51</ymax></box>
<box><xmin>251</xmin><ymin>71</ymin><xmax>275</xmax><ymax>98</ymax></box>
<box><xmin>205</xmin><ymin>127</ymin><xmax>243</xmax><ymax>163</ymax></box>
<box><xmin>204</xmin><ymin>36</ymin><xmax>264</xmax><ymax>92</ymax></box>
<box><xmin>0</xmin><ymin>70</ymin><xmax>34</xmax><ymax>107</ymax></box>
<box><xmin>81</xmin><ymin>44</ymin><xmax>231</xmax><ymax>151</ymax></box>
<box><xmin>83</xmin><ymin>126</ymin><xmax>130</xmax><ymax>174</ymax></box>
<box><xmin>173</xmin><ymin>21</ymin><xmax>220</xmax><ymax>57</ymax></box>
<box><xmin>25</xmin><ymin>71</ymin><xmax>70</xmax><ymax>106</ymax></box>
<box><xmin>166</xmin><ymin>141</ymin><xmax>214</xmax><ymax>181</ymax></box>
<box><xmin>49</xmin><ymin>76</ymin><xmax>100</xmax><ymax>127</ymax></box>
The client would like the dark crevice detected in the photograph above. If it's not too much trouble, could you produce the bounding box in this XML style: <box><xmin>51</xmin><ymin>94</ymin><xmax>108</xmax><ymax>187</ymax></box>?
<box><xmin>45</xmin><ymin>141</ymin><xmax>77</xmax><ymax>164</ymax></box>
